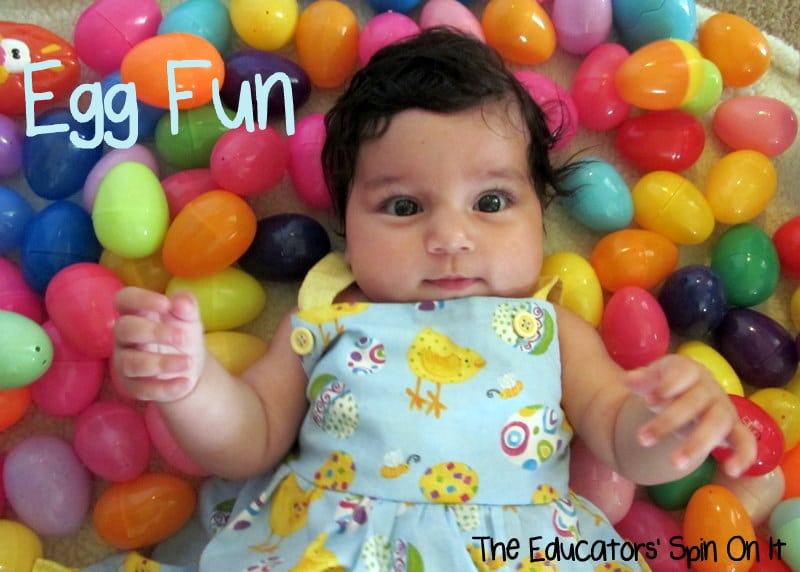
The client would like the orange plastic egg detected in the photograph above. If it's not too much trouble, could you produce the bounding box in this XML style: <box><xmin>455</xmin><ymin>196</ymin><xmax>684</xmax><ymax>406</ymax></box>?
<box><xmin>698</xmin><ymin>12</ymin><xmax>770</xmax><ymax>88</ymax></box>
<box><xmin>120</xmin><ymin>32</ymin><xmax>225</xmax><ymax>109</ymax></box>
<box><xmin>590</xmin><ymin>229</ymin><xmax>679</xmax><ymax>292</ymax></box>
<box><xmin>704</xmin><ymin>150</ymin><xmax>777</xmax><ymax>225</ymax></box>
<box><xmin>712</xmin><ymin>468</ymin><xmax>785</xmax><ymax>527</ymax></box>
<box><xmin>482</xmin><ymin>0</ymin><xmax>556</xmax><ymax>65</ymax></box>
<box><xmin>295</xmin><ymin>0</ymin><xmax>359</xmax><ymax>89</ymax></box>
<box><xmin>682</xmin><ymin>484</ymin><xmax>756</xmax><ymax>572</ymax></box>
<box><xmin>781</xmin><ymin>444</ymin><xmax>800</xmax><ymax>499</ymax></box>
<box><xmin>162</xmin><ymin>190</ymin><xmax>257</xmax><ymax>279</ymax></box>
<box><xmin>93</xmin><ymin>473</ymin><xmax>196</xmax><ymax>550</ymax></box>
<box><xmin>0</xmin><ymin>386</ymin><xmax>31</xmax><ymax>431</ymax></box>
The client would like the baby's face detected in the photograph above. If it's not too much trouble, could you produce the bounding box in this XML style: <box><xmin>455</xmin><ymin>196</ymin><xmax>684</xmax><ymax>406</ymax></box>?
<box><xmin>344</xmin><ymin>103</ymin><xmax>544</xmax><ymax>302</ymax></box>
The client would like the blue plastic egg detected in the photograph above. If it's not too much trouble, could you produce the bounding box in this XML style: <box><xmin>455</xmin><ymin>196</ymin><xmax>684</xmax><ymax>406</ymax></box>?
<box><xmin>0</xmin><ymin>309</ymin><xmax>53</xmax><ymax>389</ymax></box>
<box><xmin>611</xmin><ymin>0</ymin><xmax>697</xmax><ymax>50</ymax></box>
<box><xmin>0</xmin><ymin>185</ymin><xmax>34</xmax><ymax>255</ymax></box>
<box><xmin>558</xmin><ymin>157</ymin><xmax>633</xmax><ymax>232</ymax></box>
<box><xmin>158</xmin><ymin>0</ymin><xmax>232</xmax><ymax>54</ymax></box>
<box><xmin>657</xmin><ymin>265</ymin><xmax>727</xmax><ymax>338</ymax></box>
<box><xmin>100</xmin><ymin>71</ymin><xmax>166</xmax><ymax>144</ymax></box>
<box><xmin>367</xmin><ymin>0</ymin><xmax>423</xmax><ymax>12</ymax></box>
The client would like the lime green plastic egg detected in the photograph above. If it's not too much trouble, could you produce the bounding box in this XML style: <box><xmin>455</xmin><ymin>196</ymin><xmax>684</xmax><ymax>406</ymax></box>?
<box><xmin>0</xmin><ymin>310</ymin><xmax>53</xmax><ymax>389</ymax></box>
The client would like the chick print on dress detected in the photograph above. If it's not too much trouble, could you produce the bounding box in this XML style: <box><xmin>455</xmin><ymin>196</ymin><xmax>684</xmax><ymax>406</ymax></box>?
<box><xmin>492</xmin><ymin>301</ymin><xmax>555</xmax><ymax>355</ymax></box>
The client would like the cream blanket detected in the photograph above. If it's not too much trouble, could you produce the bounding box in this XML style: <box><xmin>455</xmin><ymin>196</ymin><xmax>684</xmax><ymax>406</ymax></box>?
<box><xmin>1</xmin><ymin>0</ymin><xmax>798</xmax><ymax>566</ymax></box>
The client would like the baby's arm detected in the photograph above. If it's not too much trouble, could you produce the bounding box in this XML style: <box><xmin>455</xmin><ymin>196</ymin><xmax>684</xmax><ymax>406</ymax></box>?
<box><xmin>113</xmin><ymin>287</ymin><xmax>308</xmax><ymax>479</ymax></box>
<box><xmin>556</xmin><ymin>306</ymin><xmax>756</xmax><ymax>485</ymax></box>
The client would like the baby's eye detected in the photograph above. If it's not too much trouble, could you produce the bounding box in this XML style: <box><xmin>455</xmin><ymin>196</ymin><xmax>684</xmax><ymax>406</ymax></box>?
<box><xmin>383</xmin><ymin>197</ymin><xmax>421</xmax><ymax>216</ymax></box>
<box><xmin>475</xmin><ymin>191</ymin><xmax>510</xmax><ymax>213</ymax></box>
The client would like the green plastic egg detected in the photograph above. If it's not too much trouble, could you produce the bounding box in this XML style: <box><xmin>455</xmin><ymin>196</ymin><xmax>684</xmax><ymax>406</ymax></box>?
<box><xmin>710</xmin><ymin>223</ymin><xmax>779</xmax><ymax>307</ymax></box>
<box><xmin>0</xmin><ymin>310</ymin><xmax>53</xmax><ymax>389</ymax></box>
<box><xmin>155</xmin><ymin>103</ymin><xmax>234</xmax><ymax>169</ymax></box>
<box><xmin>646</xmin><ymin>455</ymin><xmax>716</xmax><ymax>510</ymax></box>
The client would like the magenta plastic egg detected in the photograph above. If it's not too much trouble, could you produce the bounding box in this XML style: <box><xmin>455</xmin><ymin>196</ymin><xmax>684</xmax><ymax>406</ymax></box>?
<box><xmin>0</xmin><ymin>114</ymin><xmax>23</xmax><ymax>177</ymax></box>
<box><xmin>615</xmin><ymin>109</ymin><xmax>705</xmax><ymax>173</ymax></box>
<box><xmin>0</xmin><ymin>257</ymin><xmax>43</xmax><ymax>323</ymax></box>
<box><xmin>600</xmin><ymin>286</ymin><xmax>670</xmax><ymax>369</ymax></box>
<box><xmin>514</xmin><ymin>70</ymin><xmax>578</xmax><ymax>151</ymax></box>
<box><xmin>210</xmin><ymin>126</ymin><xmax>288</xmax><ymax>197</ymax></box>
<box><xmin>161</xmin><ymin>169</ymin><xmax>218</xmax><ymax>219</ymax></box>
<box><xmin>713</xmin><ymin>95</ymin><xmax>798</xmax><ymax>157</ymax></box>
<box><xmin>29</xmin><ymin>321</ymin><xmax>105</xmax><ymax>417</ymax></box>
<box><xmin>614</xmin><ymin>499</ymin><xmax>685</xmax><ymax>572</ymax></box>
<box><xmin>568</xmin><ymin>437</ymin><xmax>634</xmax><ymax>524</ymax></box>
<box><xmin>144</xmin><ymin>402</ymin><xmax>210</xmax><ymax>476</ymax></box>
<box><xmin>288</xmin><ymin>113</ymin><xmax>330</xmax><ymax>210</ymax></box>
<box><xmin>44</xmin><ymin>262</ymin><xmax>124</xmax><ymax>359</ymax></box>
<box><xmin>3</xmin><ymin>434</ymin><xmax>91</xmax><ymax>536</ymax></box>
<box><xmin>705</xmin><ymin>150</ymin><xmax>777</xmax><ymax>224</ymax></box>
<box><xmin>551</xmin><ymin>0</ymin><xmax>612</xmax><ymax>55</ymax></box>
<box><xmin>359</xmin><ymin>11</ymin><xmax>420</xmax><ymax>64</ymax></box>
<box><xmin>83</xmin><ymin>145</ymin><xmax>160</xmax><ymax>212</ymax></box>
<box><xmin>73</xmin><ymin>0</ymin><xmax>163</xmax><ymax>75</ymax></box>
<box><xmin>74</xmin><ymin>400</ymin><xmax>151</xmax><ymax>482</ymax></box>
<box><xmin>419</xmin><ymin>0</ymin><xmax>484</xmax><ymax>41</ymax></box>
<box><xmin>570</xmin><ymin>43</ymin><xmax>631</xmax><ymax>131</ymax></box>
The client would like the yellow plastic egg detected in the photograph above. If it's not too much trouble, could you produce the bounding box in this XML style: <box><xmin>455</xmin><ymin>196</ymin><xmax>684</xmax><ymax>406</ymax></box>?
<box><xmin>481</xmin><ymin>0</ymin><xmax>556</xmax><ymax>65</ymax></box>
<box><xmin>676</xmin><ymin>340</ymin><xmax>744</xmax><ymax>396</ymax></box>
<box><xmin>791</xmin><ymin>286</ymin><xmax>800</xmax><ymax>331</ymax></box>
<box><xmin>0</xmin><ymin>520</ymin><xmax>43</xmax><ymax>572</ymax></box>
<box><xmin>540</xmin><ymin>251</ymin><xmax>603</xmax><ymax>327</ymax></box>
<box><xmin>100</xmin><ymin>249</ymin><xmax>172</xmax><ymax>293</ymax></box>
<box><xmin>229</xmin><ymin>0</ymin><xmax>298</xmax><ymax>51</ymax></box>
<box><xmin>749</xmin><ymin>388</ymin><xmax>800</xmax><ymax>450</ymax></box>
<box><xmin>704</xmin><ymin>150</ymin><xmax>777</xmax><ymax>224</ymax></box>
<box><xmin>205</xmin><ymin>331</ymin><xmax>267</xmax><ymax>375</ymax></box>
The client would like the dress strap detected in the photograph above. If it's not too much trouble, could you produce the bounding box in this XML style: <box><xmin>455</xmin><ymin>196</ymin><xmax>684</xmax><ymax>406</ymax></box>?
<box><xmin>297</xmin><ymin>251</ymin><xmax>356</xmax><ymax>310</ymax></box>
<box><xmin>532</xmin><ymin>274</ymin><xmax>561</xmax><ymax>302</ymax></box>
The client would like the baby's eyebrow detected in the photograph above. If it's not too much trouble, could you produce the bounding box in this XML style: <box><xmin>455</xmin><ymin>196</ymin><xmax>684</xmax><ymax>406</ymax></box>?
<box><xmin>358</xmin><ymin>174</ymin><xmax>407</xmax><ymax>191</ymax></box>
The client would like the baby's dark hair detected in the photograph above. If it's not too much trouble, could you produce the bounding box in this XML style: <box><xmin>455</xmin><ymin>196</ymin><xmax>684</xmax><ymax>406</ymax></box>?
<box><xmin>321</xmin><ymin>27</ymin><xmax>575</xmax><ymax>229</ymax></box>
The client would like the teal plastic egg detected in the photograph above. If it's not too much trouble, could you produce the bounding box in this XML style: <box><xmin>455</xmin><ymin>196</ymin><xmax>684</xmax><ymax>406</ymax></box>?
<box><xmin>0</xmin><ymin>310</ymin><xmax>53</xmax><ymax>389</ymax></box>
<box><xmin>558</xmin><ymin>157</ymin><xmax>633</xmax><ymax>232</ymax></box>
<box><xmin>710</xmin><ymin>223</ymin><xmax>779</xmax><ymax>307</ymax></box>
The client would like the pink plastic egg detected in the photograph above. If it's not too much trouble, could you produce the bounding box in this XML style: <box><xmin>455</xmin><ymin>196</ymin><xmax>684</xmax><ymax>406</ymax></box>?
<box><xmin>73</xmin><ymin>400</ymin><xmax>151</xmax><ymax>482</ymax></box>
<box><xmin>600</xmin><ymin>286</ymin><xmax>670</xmax><ymax>369</ymax></box>
<box><xmin>83</xmin><ymin>145</ymin><xmax>160</xmax><ymax>212</ymax></box>
<box><xmin>551</xmin><ymin>0</ymin><xmax>612</xmax><ymax>55</ymax></box>
<box><xmin>0</xmin><ymin>258</ymin><xmax>43</xmax><ymax>323</ymax></box>
<box><xmin>210</xmin><ymin>126</ymin><xmax>288</xmax><ymax>197</ymax></box>
<box><xmin>358</xmin><ymin>11</ymin><xmax>420</xmax><ymax>64</ymax></box>
<box><xmin>713</xmin><ymin>95</ymin><xmax>798</xmax><ymax>157</ymax></box>
<box><xmin>160</xmin><ymin>169</ymin><xmax>218</xmax><ymax>219</ymax></box>
<box><xmin>44</xmin><ymin>262</ymin><xmax>124</xmax><ymax>359</ymax></box>
<box><xmin>419</xmin><ymin>0</ymin><xmax>484</xmax><ymax>41</ymax></box>
<box><xmin>570</xmin><ymin>43</ymin><xmax>631</xmax><ymax>131</ymax></box>
<box><xmin>568</xmin><ymin>437</ymin><xmax>635</xmax><ymax>524</ymax></box>
<box><xmin>615</xmin><ymin>499</ymin><xmax>685</xmax><ymax>572</ymax></box>
<box><xmin>514</xmin><ymin>70</ymin><xmax>578</xmax><ymax>151</ymax></box>
<box><xmin>29</xmin><ymin>321</ymin><xmax>105</xmax><ymax>417</ymax></box>
<box><xmin>144</xmin><ymin>402</ymin><xmax>210</xmax><ymax>476</ymax></box>
<box><xmin>288</xmin><ymin>113</ymin><xmax>331</xmax><ymax>211</ymax></box>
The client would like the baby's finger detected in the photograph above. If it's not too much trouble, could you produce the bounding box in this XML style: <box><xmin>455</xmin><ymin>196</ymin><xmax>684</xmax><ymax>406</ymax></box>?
<box><xmin>719</xmin><ymin>420</ymin><xmax>758</xmax><ymax>478</ymax></box>
<box><xmin>115</xmin><ymin>347</ymin><xmax>192</xmax><ymax>379</ymax></box>
<box><xmin>668</xmin><ymin>402</ymin><xmax>735</xmax><ymax>470</ymax></box>
<box><xmin>114</xmin><ymin>314</ymin><xmax>184</xmax><ymax>348</ymax></box>
<box><xmin>167</xmin><ymin>290</ymin><xmax>201</xmax><ymax>324</ymax></box>
<box><xmin>115</xmin><ymin>286</ymin><xmax>171</xmax><ymax>316</ymax></box>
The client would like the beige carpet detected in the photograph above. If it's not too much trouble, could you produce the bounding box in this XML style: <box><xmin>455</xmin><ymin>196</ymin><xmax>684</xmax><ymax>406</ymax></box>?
<box><xmin>1</xmin><ymin>0</ymin><xmax>799</xmax><ymax>568</ymax></box>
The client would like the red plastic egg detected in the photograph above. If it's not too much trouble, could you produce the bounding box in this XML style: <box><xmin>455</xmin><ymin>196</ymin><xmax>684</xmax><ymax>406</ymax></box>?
<box><xmin>615</xmin><ymin>110</ymin><xmax>705</xmax><ymax>172</ymax></box>
<box><xmin>210</xmin><ymin>126</ymin><xmax>288</xmax><ymax>197</ymax></box>
<box><xmin>772</xmin><ymin>216</ymin><xmax>800</xmax><ymax>279</ymax></box>
<box><xmin>600</xmin><ymin>286</ymin><xmax>670</xmax><ymax>369</ymax></box>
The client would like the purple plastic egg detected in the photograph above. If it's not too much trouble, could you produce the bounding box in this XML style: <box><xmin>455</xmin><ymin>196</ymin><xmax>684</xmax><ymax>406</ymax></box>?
<box><xmin>715</xmin><ymin>308</ymin><xmax>799</xmax><ymax>388</ymax></box>
<box><xmin>658</xmin><ymin>265</ymin><xmax>727</xmax><ymax>338</ymax></box>
<box><xmin>3</xmin><ymin>434</ymin><xmax>91</xmax><ymax>536</ymax></box>
<box><xmin>0</xmin><ymin>114</ymin><xmax>23</xmax><ymax>177</ymax></box>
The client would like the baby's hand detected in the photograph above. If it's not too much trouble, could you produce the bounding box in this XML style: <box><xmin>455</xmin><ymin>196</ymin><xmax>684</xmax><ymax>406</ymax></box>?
<box><xmin>625</xmin><ymin>354</ymin><xmax>757</xmax><ymax>478</ymax></box>
<box><xmin>112</xmin><ymin>286</ymin><xmax>206</xmax><ymax>402</ymax></box>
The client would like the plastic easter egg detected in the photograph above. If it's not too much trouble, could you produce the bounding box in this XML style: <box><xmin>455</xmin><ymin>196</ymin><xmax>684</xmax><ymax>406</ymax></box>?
<box><xmin>419</xmin><ymin>0</ymin><xmax>484</xmax><ymax>41</ymax></box>
<box><xmin>93</xmin><ymin>473</ymin><xmax>197</xmax><ymax>550</ymax></box>
<box><xmin>713</xmin><ymin>96</ymin><xmax>798</xmax><ymax>157</ymax></box>
<box><xmin>166</xmin><ymin>267</ymin><xmax>266</xmax><ymax>331</ymax></box>
<box><xmin>237</xmin><ymin>213</ymin><xmax>331</xmax><ymax>281</ymax></box>
<box><xmin>83</xmin><ymin>144</ymin><xmax>159</xmax><ymax>212</ymax></box>
<box><xmin>29</xmin><ymin>321</ymin><xmax>105</xmax><ymax>417</ymax></box>
<box><xmin>711</xmin><ymin>223</ymin><xmax>779</xmax><ymax>307</ymax></box>
<box><xmin>768</xmin><ymin>499</ymin><xmax>800</xmax><ymax>571</ymax></box>
<box><xmin>646</xmin><ymin>455</ymin><xmax>715</xmax><ymax>510</ymax></box>
<box><xmin>616</xmin><ymin>110</ymin><xmax>705</xmax><ymax>173</ymax></box>
<box><xmin>120</xmin><ymin>33</ymin><xmax>225</xmax><ymax>110</ymax></box>
<box><xmin>205</xmin><ymin>331</ymin><xmax>267</xmax><ymax>375</ymax></box>
<box><xmin>751</xmin><ymin>536</ymin><xmax>794</xmax><ymax>572</ymax></box>
<box><xmin>73</xmin><ymin>400</ymin><xmax>151</xmax><ymax>482</ymax></box>
<box><xmin>558</xmin><ymin>157</ymin><xmax>632</xmax><ymax>232</ymax></box>
<box><xmin>631</xmin><ymin>171</ymin><xmax>714</xmax><ymax>245</ymax></box>
<box><xmin>162</xmin><ymin>190</ymin><xmax>257</xmax><ymax>279</ymax></box>
<box><xmin>19</xmin><ymin>200</ymin><xmax>102</xmax><ymax>293</ymax></box>
<box><xmin>295</xmin><ymin>1</ymin><xmax>359</xmax><ymax>89</ymax></box>
<box><xmin>683</xmin><ymin>485</ymin><xmax>756</xmax><ymax>572</ymax></box>
<box><xmin>143</xmin><ymin>403</ymin><xmax>209</xmax><ymax>476</ymax></box>
<box><xmin>715</xmin><ymin>308</ymin><xmax>798</xmax><ymax>389</ymax></box>
<box><xmin>658</xmin><ymin>265</ymin><xmax>727</xmax><ymax>338</ymax></box>
<box><xmin>540</xmin><ymin>251</ymin><xmax>604</xmax><ymax>327</ymax></box>
<box><xmin>288</xmin><ymin>113</ymin><xmax>331</xmax><ymax>210</ymax></box>
<box><xmin>615</xmin><ymin>39</ymin><xmax>705</xmax><ymax>110</ymax></box>
<box><xmin>792</xmin><ymin>287</ymin><xmax>800</xmax><ymax>331</ymax></box>
<box><xmin>0</xmin><ymin>185</ymin><xmax>34</xmax><ymax>255</ymax></box>
<box><xmin>161</xmin><ymin>169</ymin><xmax>218</xmax><ymax>218</ymax></box>
<box><xmin>568</xmin><ymin>437</ymin><xmax>634</xmax><ymax>524</ymax></box>
<box><xmin>100</xmin><ymin>249</ymin><xmax>172</xmax><ymax>293</ymax></box>
<box><xmin>73</xmin><ymin>0</ymin><xmax>161</xmax><ymax>76</ymax></box>
<box><xmin>570</xmin><ymin>43</ymin><xmax>631</xmax><ymax>131</ymax></box>
<box><xmin>368</xmin><ymin>0</ymin><xmax>422</xmax><ymax>11</ymax></box>
<box><xmin>159</xmin><ymin>0</ymin><xmax>232</xmax><ymax>54</ymax></box>
<box><xmin>100</xmin><ymin>70</ymin><xmax>167</xmax><ymax>145</ymax></box>
<box><xmin>0</xmin><ymin>386</ymin><xmax>31</xmax><ymax>431</ymax></box>
<box><xmin>0</xmin><ymin>310</ymin><xmax>52</xmax><ymax>389</ymax></box>
<box><xmin>0</xmin><ymin>114</ymin><xmax>23</xmax><ymax>177</ymax></box>
<box><xmin>600</xmin><ymin>286</ymin><xmax>670</xmax><ymax>369</ymax></box>
<box><xmin>714</xmin><ymin>468</ymin><xmax>784</xmax><ymax>527</ymax></box>
<box><xmin>679</xmin><ymin>61</ymin><xmax>724</xmax><ymax>118</ymax></box>
<box><xmin>676</xmin><ymin>341</ymin><xmax>744</xmax><ymax>396</ymax></box>
<box><xmin>705</xmin><ymin>150</ymin><xmax>777</xmax><ymax>224</ymax></box>
<box><xmin>0</xmin><ymin>455</ymin><xmax>4</xmax><ymax>513</ymax></box>
<box><xmin>698</xmin><ymin>12</ymin><xmax>770</xmax><ymax>88</ymax></box>
<box><xmin>482</xmin><ymin>0</ymin><xmax>556</xmax><ymax>65</ymax></box>
<box><xmin>220</xmin><ymin>49</ymin><xmax>311</xmax><ymax>118</ymax></box>
<box><xmin>0</xmin><ymin>22</ymin><xmax>81</xmax><ymax>116</ymax></box>
<box><xmin>590</xmin><ymin>229</ymin><xmax>679</xmax><ymax>292</ymax></box>
<box><xmin>749</xmin><ymin>388</ymin><xmax>800</xmax><ymax>451</ymax></box>
<box><xmin>610</xmin><ymin>0</ymin><xmax>697</xmax><ymax>51</ymax></box>
<box><xmin>358</xmin><ymin>11</ymin><xmax>420</xmax><ymax>64</ymax></box>
<box><xmin>772</xmin><ymin>216</ymin><xmax>800</xmax><ymax>279</ymax></box>
<box><xmin>210</xmin><ymin>126</ymin><xmax>288</xmax><ymax>197</ymax></box>
<box><xmin>781</xmin><ymin>445</ymin><xmax>800</xmax><ymax>499</ymax></box>
<box><xmin>0</xmin><ymin>520</ymin><xmax>43</xmax><ymax>572</ymax></box>
<box><xmin>3</xmin><ymin>434</ymin><xmax>91</xmax><ymax>536</ymax></box>
<box><xmin>229</xmin><ymin>0</ymin><xmax>298</xmax><ymax>50</ymax></box>
<box><xmin>614</xmin><ymin>499</ymin><xmax>685</xmax><ymax>572</ymax></box>
<box><xmin>154</xmin><ymin>104</ymin><xmax>234</xmax><ymax>169</ymax></box>
<box><xmin>551</xmin><ymin>0</ymin><xmax>612</xmax><ymax>55</ymax></box>
<box><xmin>514</xmin><ymin>70</ymin><xmax>578</xmax><ymax>151</ymax></box>
<box><xmin>44</xmin><ymin>262</ymin><xmax>124</xmax><ymax>360</ymax></box>
<box><xmin>23</xmin><ymin>108</ymin><xmax>104</xmax><ymax>200</ymax></box>
<box><xmin>0</xmin><ymin>257</ymin><xmax>42</xmax><ymax>322</ymax></box>
<box><xmin>93</xmin><ymin>161</ymin><xmax>170</xmax><ymax>259</ymax></box>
